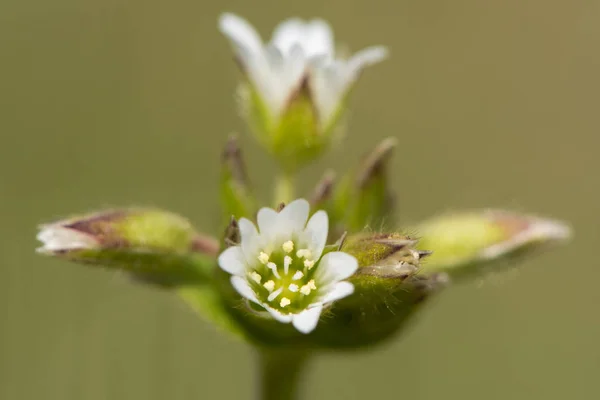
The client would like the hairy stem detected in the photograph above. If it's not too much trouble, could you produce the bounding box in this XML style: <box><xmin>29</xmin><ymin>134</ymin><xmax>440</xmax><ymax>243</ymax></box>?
<box><xmin>257</xmin><ymin>350</ymin><xmax>309</xmax><ymax>400</ymax></box>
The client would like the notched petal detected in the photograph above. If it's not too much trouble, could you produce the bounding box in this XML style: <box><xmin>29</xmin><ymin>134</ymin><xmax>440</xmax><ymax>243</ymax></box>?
<box><xmin>292</xmin><ymin>304</ymin><xmax>323</xmax><ymax>334</ymax></box>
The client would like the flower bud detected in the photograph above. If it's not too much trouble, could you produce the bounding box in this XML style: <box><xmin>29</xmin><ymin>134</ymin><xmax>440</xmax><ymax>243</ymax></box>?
<box><xmin>220</xmin><ymin>13</ymin><xmax>388</xmax><ymax>171</ymax></box>
<box><xmin>311</xmin><ymin>232</ymin><xmax>446</xmax><ymax>348</ymax></box>
<box><xmin>36</xmin><ymin>209</ymin><xmax>219</xmax><ymax>287</ymax></box>
<box><xmin>342</xmin><ymin>232</ymin><xmax>421</xmax><ymax>277</ymax></box>
<box><xmin>413</xmin><ymin>210</ymin><xmax>572</xmax><ymax>279</ymax></box>
<box><xmin>331</xmin><ymin>138</ymin><xmax>397</xmax><ymax>232</ymax></box>
<box><xmin>221</xmin><ymin>135</ymin><xmax>256</xmax><ymax>222</ymax></box>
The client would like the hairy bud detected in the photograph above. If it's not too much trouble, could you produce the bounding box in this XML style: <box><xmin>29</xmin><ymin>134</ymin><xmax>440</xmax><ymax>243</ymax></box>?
<box><xmin>37</xmin><ymin>209</ymin><xmax>219</xmax><ymax>287</ymax></box>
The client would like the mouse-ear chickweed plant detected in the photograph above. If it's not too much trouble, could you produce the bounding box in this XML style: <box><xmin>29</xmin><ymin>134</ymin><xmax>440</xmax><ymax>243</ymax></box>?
<box><xmin>36</xmin><ymin>13</ymin><xmax>571</xmax><ymax>400</ymax></box>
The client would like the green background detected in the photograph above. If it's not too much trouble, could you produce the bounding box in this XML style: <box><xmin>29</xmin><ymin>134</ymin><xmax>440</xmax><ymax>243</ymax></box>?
<box><xmin>1</xmin><ymin>0</ymin><xmax>597</xmax><ymax>398</ymax></box>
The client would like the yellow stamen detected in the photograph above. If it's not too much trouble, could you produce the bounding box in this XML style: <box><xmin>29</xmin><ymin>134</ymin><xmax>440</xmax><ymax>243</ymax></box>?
<box><xmin>288</xmin><ymin>284</ymin><xmax>299</xmax><ymax>292</ymax></box>
<box><xmin>282</xmin><ymin>241</ymin><xmax>294</xmax><ymax>253</ymax></box>
<box><xmin>258</xmin><ymin>252</ymin><xmax>270</xmax><ymax>264</ymax></box>
<box><xmin>250</xmin><ymin>272</ymin><xmax>262</xmax><ymax>284</ymax></box>
<box><xmin>280</xmin><ymin>297</ymin><xmax>291</xmax><ymax>307</ymax></box>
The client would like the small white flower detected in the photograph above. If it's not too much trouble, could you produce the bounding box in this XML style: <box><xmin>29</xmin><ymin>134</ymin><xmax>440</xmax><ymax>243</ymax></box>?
<box><xmin>219</xmin><ymin>13</ymin><xmax>388</xmax><ymax>130</ymax></box>
<box><xmin>218</xmin><ymin>199</ymin><xmax>358</xmax><ymax>334</ymax></box>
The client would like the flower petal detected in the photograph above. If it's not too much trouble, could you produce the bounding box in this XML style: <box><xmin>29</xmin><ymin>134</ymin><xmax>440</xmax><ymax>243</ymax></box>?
<box><xmin>315</xmin><ymin>251</ymin><xmax>358</xmax><ymax>283</ymax></box>
<box><xmin>256</xmin><ymin>207</ymin><xmax>279</xmax><ymax>242</ymax></box>
<box><xmin>309</xmin><ymin>62</ymin><xmax>346</xmax><ymax>127</ymax></box>
<box><xmin>36</xmin><ymin>227</ymin><xmax>98</xmax><ymax>252</ymax></box>
<box><xmin>219</xmin><ymin>13</ymin><xmax>264</xmax><ymax>57</ymax></box>
<box><xmin>218</xmin><ymin>246</ymin><xmax>247</xmax><ymax>276</ymax></box>
<box><xmin>321</xmin><ymin>281</ymin><xmax>354</xmax><ymax>304</ymax></box>
<box><xmin>303</xmin><ymin>19</ymin><xmax>334</xmax><ymax>59</ymax></box>
<box><xmin>230</xmin><ymin>276</ymin><xmax>259</xmax><ymax>304</ymax></box>
<box><xmin>271</xmin><ymin>18</ymin><xmax>305</xmax><ymax>54</ymax></box>
<box><xmin>271</xmin><ymin>18</ymin><xmax>334</xmax><ymax>59</ymax></box>
<box><xmin>238</xmin><ymin>218</ymin><xmax>261</xmax><ymax>260</ymax></box>
<box><xmin>265</xmin><ymin>306</ymin><xmax>293</xmax><ymax>323</ymax></box>
<box><xmin>346</xmin><ymin>46</ymin><xmax>389</xmax><ymax>84</ymax></box>
<box><xmin>292</xmin><ymin>304</ymin><xmax>323</xmax><ymax>334</ymax></box>
<box><xmin>303</xmin><ymin>210</ymin><xmax>328</xmax><ymax>259</ymax></box>
<box><xmin>278</xmin><ymin>198</ymin><xmax>310</xmax><ymax>234</ymax></box>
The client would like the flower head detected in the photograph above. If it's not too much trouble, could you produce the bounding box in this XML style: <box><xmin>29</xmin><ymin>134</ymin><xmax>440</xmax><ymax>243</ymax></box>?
<box><xmin>219</xmin><ymin>13</ymin><xmax>388</xmax><ymax>170</ymax></box>
<box><xmin>218</xmin><ymin>199</ymin><xmax>358</xmax><ymax>334</ymax></box>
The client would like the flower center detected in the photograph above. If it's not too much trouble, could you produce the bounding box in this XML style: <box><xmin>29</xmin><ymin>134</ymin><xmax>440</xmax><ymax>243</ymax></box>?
<box><xmin>247</xmin><ymin>239</ymin><xmax>320</xmax><ymax>313</ymax></box>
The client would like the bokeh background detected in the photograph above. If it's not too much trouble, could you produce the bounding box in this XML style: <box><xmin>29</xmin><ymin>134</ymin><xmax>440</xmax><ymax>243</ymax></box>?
<box><xmin>1</xmin><ymin>0</ymin><xmax>598</xmax><ymax>399</ymax></box>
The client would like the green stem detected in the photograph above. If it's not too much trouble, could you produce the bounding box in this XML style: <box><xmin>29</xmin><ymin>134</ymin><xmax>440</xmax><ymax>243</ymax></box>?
<box><xmin>274</xmin><ymin>172</ymin><xmax>295</xmax><ymax>205</ymax></box>
<box><xmin>257</xmin><ymin>350</ymin><xmax>309</xmax><ymax>400</ymax></box>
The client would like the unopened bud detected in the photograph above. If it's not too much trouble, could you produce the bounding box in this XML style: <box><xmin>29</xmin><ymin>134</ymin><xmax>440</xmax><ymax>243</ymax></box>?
<box><xmin>318</xmin><ymin>232</ymin><xmax>444</xmax><ymax>349</ymax></box>
<box><xmin>221</xmin><ymin>135</ymin><xmax>256</xmax><ymax>221</ymax></box>
<box><xmin>414</xmin><ymin>210</ymin><xmax>572</xmax><ymax>279</ymax></box>
<box><xmin>309</xmin><ymin>170</ymin><xmax>336</xmax><ymax>209</ymax></box>
<box><xmin>333</xmin><ymin>138</ymin><xmax>397</xmax><ymax>232</ymax></box>
<box><xmin>36</xmin><ymin>209</ymin><xmax>219</xmax><ymax>286</ymax></box>
<box><xmin>342</xmin><ymin>232</ymin><xmax>420</xmax><ymax>278</ymax></box>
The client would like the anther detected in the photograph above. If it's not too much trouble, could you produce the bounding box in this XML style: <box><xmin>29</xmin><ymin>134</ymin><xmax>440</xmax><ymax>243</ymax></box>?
<box><xmin>263</xmin><ymin>280</ymin><xmax>275</xmax><ymax>292</ymax></box>
<box><xmin>250</xmin><ymin>272</ymin><xmax>262</xmax><ymax>284</ymax></box>
<box><xmin>292</xmin><ymin>271</ymin><xmax>304</xmax><ymax>280</ymax></box>
<box><xmin>288</xmin><ymin>283</ymin><xmax>299</xmax><ymax>292</ymax></box>
<box><xmin>300</xmin><ymin>285</ymin><xmax>312</xmax><ymax>295</ymax></box>
<box><xmin>308</xmin><ymin>280</ymin><xmax>317</xmax><ymax>290</ymax></box>
<box><xmin>258</xmin><ymin>252</ymin><xmax>270</xmax><ymax>264</ymax></box>
<box><xmin>304</xmin><ymin>259</ymin><xmax>315</xmax><ymax>269</ymax></box>
<box><xmin>282</xmin><ymin>241</ymin><xmax>294</xmax><ymax>253</ymax></box>
<box><xmin>280</xmin><ymin>297</ymin><xmax>291</xmax><ymax>307</ymax></box>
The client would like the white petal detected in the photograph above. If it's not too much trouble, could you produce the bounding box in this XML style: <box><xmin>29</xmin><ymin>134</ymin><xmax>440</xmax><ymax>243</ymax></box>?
<box><xmin>315</xmin><ymin>251</ymin><xmax>358</xmax><ymax>283</ymax></box>
<box><xmin>271</xmin><ymin>18</ymin><xmax>305</xmax><ymax>54</ymax></box>
<box><xmin>278</xmin><ymin>198</ymin><xmax>310</xmax><ymax>234</ymax></box>
<box><xmin>292</xmin><ymin>304</ymin><xmax>323</xmax><ymax>334</ymax></box>
<box><xmin>346</xmin><ymin>46</ymin><xmax>389</xmax><ymax>84</ymax></box>
<box><xmin>218</xmin><ymin>246</ymin><xmax>247</xmax><ymax>276</ymax></box>
<box><xmin>271</xmin><ymin>18</ymin><xmax>334</xmax><ymax>59</ymax></box>
<box><xmin>302</xmin><ymin>19</ymin><xmax>334</xmax><ymax>59</ymax></box>
<box><xmin>321</xmin><ymin>281</ymin><xmax>354</xmax><ymax>304</ymax></box>
<box><xmin>309</xmin><ymin>62</ymin><xmax>346</xmax><ymax>127</ymax></box>
<box><xmin>265</xmin><ymin>306</ymin><xmax>293</xmax><ymax>323</ymax></box>
<box><xmin>219</xmin><ymin>13</ymin><xmax>264</xmax><ymax>57</ymax></box>
<box><xmin>230</xmin><ymin>276</ymin><xmax>259</xmax><ymax>304</ymax></box>
<box><xmin>36</xmin><ymin>227</ymin><xmax>98</xmax><ymax>252</ymax></box>
<box><xmin>302</xmin><ymin>210</ymin><xmax>328</xmax><ymax>260</ymax></box>
<box><xmin>256</xmin><ymin>207</ymin><xmax>279</xmax><ymax>242</ymax></box>
<box><xmin>238</xmin><ymin>218</ymin><xmax>261</xmax><ymax>260</ymax></box>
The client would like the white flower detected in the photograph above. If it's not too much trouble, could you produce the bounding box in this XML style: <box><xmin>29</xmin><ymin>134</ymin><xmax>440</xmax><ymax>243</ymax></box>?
<box><xmin>218</xmin><ymin>199</ymin><xmax>358</xmax><ymax>334</ymax></box>
<box><xmin>36</xmin><ymin>224</ymin><xmax>99</xmax><ymax>253</ymax></box>
<box><xmin>219</xmin><ymin>13</ymin><xmax>388</xmax><ymax>130</ymax></box>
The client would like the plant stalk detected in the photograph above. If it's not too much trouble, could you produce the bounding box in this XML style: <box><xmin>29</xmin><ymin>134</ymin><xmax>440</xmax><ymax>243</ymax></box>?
<box><xmin>257</xmin><ymin>349</ymin><xmax>309</xmax><ymax>400</ymax></box>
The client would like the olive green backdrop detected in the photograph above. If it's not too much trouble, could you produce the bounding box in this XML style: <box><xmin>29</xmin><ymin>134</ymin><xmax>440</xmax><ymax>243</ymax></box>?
<box><xmin>1</xmin><ymin>0</ymin><xmax>597</xmax><ymax>399</ymax></box>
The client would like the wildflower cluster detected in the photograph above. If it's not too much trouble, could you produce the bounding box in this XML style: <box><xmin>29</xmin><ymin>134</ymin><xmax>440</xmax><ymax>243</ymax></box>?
<box><xmin>35</xmin><ymin>11</ymin><xmax>571</xmax><ymax>400</ymax></box>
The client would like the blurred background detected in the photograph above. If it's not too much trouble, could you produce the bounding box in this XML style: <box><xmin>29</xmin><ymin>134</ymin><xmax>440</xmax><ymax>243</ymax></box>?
<box><xmin>1</xmin><ymin>0</ymin><xmax>598</xmax><ymax>398</ymax></box>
